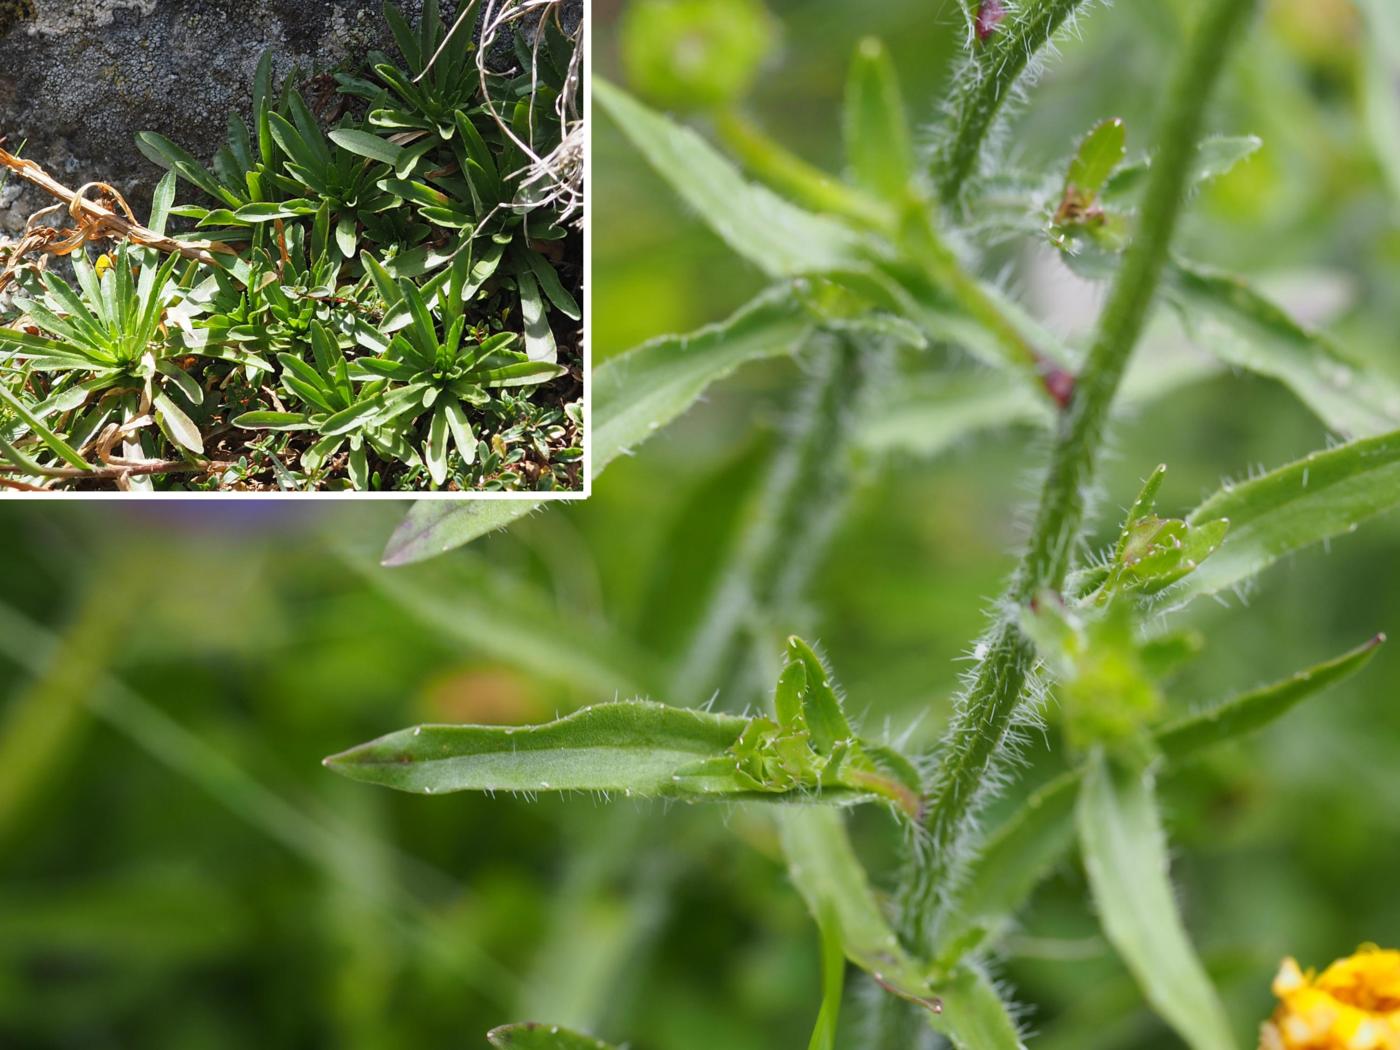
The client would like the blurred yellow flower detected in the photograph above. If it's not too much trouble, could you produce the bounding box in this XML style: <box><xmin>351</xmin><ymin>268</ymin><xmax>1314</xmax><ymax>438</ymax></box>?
<box><xmin>1261</xmin><ymin>947</ymin><xmax>1400</xmax><ymax>1050</ymax></box>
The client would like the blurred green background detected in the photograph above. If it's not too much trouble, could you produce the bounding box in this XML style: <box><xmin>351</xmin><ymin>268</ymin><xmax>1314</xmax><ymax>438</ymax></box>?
<box><xmin>4</xmin><ymin>0</ymin><xmax>1400</xmax><ymax>1046</ymax></box>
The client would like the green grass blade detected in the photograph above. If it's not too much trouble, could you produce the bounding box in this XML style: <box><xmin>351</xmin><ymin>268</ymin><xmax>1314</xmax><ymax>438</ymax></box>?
<box><xmin>595</xmin><ymin>77</ymin><xmax>863</xmax><ymax>276</ymax></box>
<box><xmin>1077</xmin><ymin>751</ymin><xmax>1237</xmax><ymax>1050</ymax></box>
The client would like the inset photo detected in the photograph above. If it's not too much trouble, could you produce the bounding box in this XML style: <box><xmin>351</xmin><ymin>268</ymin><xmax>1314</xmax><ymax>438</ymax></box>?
<box><xmin>0</xmin><ymin>0</ymin><xmax>584</xmax><ymax>494</ymax></box>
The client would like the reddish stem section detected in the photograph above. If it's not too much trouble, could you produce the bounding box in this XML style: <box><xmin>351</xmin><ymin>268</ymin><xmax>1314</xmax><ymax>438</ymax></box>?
<box><xmin>1041</xmin><ymin>364</ymin><xmax>1076</xmax><ymax>408</ymax></box>
<box><xmin>976</xmin><ymin>0</ymin><xmax>1007</xmax><ymax>41</ymax></box>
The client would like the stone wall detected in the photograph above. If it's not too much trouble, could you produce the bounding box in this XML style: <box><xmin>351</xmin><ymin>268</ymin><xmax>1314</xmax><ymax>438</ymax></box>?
<box><xmin>0</xmin><ymin>0</ymin><xmax>433</xmax><ymax>232</ymax></box>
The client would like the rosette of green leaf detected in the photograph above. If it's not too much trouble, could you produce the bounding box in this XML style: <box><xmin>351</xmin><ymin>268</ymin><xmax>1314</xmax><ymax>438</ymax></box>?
<box><xmin>0</xmin><ymin>246</ymin><xmax>215</xmax><ymax>457</ymax></box>
<box><xmin>198</xmin><ymin>209</ymin><xmax>357</xmax><ymax>360</ymax></box>
<box><xmin>263</xmin><ymin>92</ymin><xmax>405</xmax><ymax>254</ymax></box>
<box><xmin>234</xmin><ymin>320</ymin><xmax>413</xmax><ymax>487</ymax></box>
<box><xmin>351</xmin><ymin>278</ymin><xmax>564</xmax><ymax>485</ymax></box>
<box><xmin>137</xmin><ymin>52</ymin><xmax>283</xmax><ymax>223</ymax></box>
<box><xmin>336</xmin><ymin>0</ymin><xmax>481</xmax><ymax>141</ymax></box>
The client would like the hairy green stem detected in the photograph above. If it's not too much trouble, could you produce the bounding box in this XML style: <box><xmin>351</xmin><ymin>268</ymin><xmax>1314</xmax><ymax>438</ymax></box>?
<box><xmin>512</xmin><ymin>334</ymin><xmax>875</xmax><ymax>1030</ymax></box>
<box><xmin>673</xmin><ymin>333</ymin><xmax>870</xmax><ymax>701</ymax></box>
<box><xmin>901</xmin><ymin>0</ymin><xmax>1259</xmax><ymax>960</ymax></box>
<box><xmin>934</xmin><ymin>0</ymin><xmax>1093</xmax><ymax>205</ymax></box>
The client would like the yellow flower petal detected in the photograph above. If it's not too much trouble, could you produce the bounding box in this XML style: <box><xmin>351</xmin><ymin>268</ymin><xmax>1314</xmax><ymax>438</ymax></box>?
<box><xmin>1264</xmin><ymin>947</ymin><xmax>1400</xmax><ymax>1050</ymax></box>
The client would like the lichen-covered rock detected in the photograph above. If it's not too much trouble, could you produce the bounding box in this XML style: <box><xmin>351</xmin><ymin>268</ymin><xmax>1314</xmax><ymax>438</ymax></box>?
<box><xmin>0</xmin><ymin>0</ymin><xmax>435</xmax><ymax>232</ymax></box>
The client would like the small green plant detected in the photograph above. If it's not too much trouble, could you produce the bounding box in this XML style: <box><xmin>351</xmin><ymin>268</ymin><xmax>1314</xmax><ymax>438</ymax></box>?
<box><xmin>0</xmin><ymin>0</ymin><xmax>582</xmax><ymax>491</ymax></box>
<box><xmin>335</xmin><ymin>0</ymin><xmax>1400</xmax><ymax>1046</ymax></box>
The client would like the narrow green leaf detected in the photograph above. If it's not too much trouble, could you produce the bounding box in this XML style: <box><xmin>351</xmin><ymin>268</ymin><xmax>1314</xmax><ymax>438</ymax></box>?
<box><xmin>487</xmin><ymin>1023</ymin><xmax>619</xmax><ymax>1050</ymax></box>
<box><xmin>232</xmin><ymin>411</ymin><xmax>312</xmax><ymax>431</ymax></box>
<box><xmin>1156</xmin><ymin>633</ymin><xmax>1384</xmax><ymax>761</ymax></box>
<box><xmin>1065</xmin><ymin>118</ymin><xmax>1126</xmax><ymax>205</ymax></box>
<box><xmin>0</xmin><ymin>383</ymin><xmax>92</xmax><ymax>471</ymax></box>
<box><xmin>321</xmin><ymin>397</ymin><xmax>384</xmax><ymax>437</ymax></box>
<box><xmin>930</xmin><ymin>967</ymin><xmax>1027</xmax><ymax>1050</ymax></box>
<box><xmin>945</xmin><ymin>636</ymin><xmax>1381</xmax><ymax>955</ymax></box>
<box><xmin>234</xmin><ymin>201</ymin><xmax>317</xmax><ymax>221</ymax></box>
<box><xmin>777</xmin><ymin>808</ymin><xmax>942</xmax><ymax>1012</ymax></box>
<box><xmin>1167</xmin><ymin>260</ymin><xmax>1400</xmax><ymax>438</ymax></box>
<box><xmin>1164</xmin><ymin>429</ymin><xmax>1400</xmax><ymax>604</ymax></box>
<box><xmin>1077</xmin><ymin>751</ymin><xmax>1237</xmax><ymax>1050</ymax></box>
<box><xmin>381</xmin><ymin>501</ymin><xmax>543</xmax><ymax>567</ymax></box>
<box><xmin>425</xmin><ymin>402</ymin><xmax>450</xmax><ymax>485</ymax></box>
<box><xmin>524</xmin><ymin>250</ymin><xmax>582</xmax><ymax>321</ymax></box>
<box><xmin>325</xmin><ymin>701</ymin><xmax>747</xmax><ymax>798</ymax></box>
<box><xmin>147</xmin><ymin>171</ymin><xmax>178</xmax><ymax>237</ymax></box>
<box><xmin>327</xmin><ymin>697</ymin><xmax>900</xmax><ymax>807</ymax></box>
<box><xmin>844</xmin><ymin>38</ymin><xmax>915</xmax><ymax>202</ymax></box>
<box><xmin>595</xmin><ymin>78</ymin><xmax>863</xmax><ymax>277</ymax></box>
<box><xmin>442</xmin><ymin>398</ymin><xmax>476</xmax><ymax>465</ymax></box>
<box><xmin>595</xmin><ymin>285</ymin><xmax>814</xmax><ymax>471</ymax></box>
